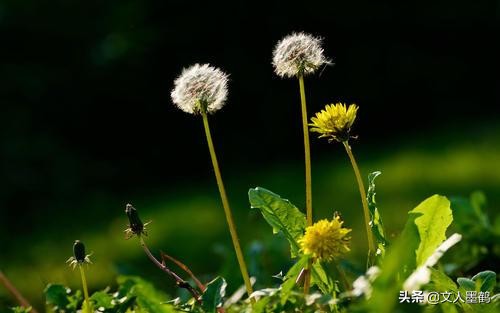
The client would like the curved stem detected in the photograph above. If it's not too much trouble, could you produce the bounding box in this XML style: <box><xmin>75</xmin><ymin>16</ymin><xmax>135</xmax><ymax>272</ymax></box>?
<box><xmin>342</xmin><ymin>141</ymin><xmax>376</xmax><ymax>264</ymax></box>
<box><xmin>140</xmin><ymin>237</ymin><xmax>202</xmax><ymax>302</ymax></box>
<box><xmin>298</xmin><ymin>74</ymin><xmax>313</xmax><ymax>227</ymax></box>
<box><xmin>201</xmin><ymin>113</ymin><xmax>254</xmax><ymax>299</ymax></box>
<box><xmin>78</xmin><ymin>265</ymin><xmax>91</xmax><ymax>313</ymax></box>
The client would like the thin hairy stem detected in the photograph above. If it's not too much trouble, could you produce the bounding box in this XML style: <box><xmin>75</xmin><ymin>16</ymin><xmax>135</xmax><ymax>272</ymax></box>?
<box><xmin>78</xmin><ymin>265</ymin><xmax>91</xmax><ymax>313</ymax></box>
<box><xmin>343</xmin><ymin>141</ymin><xmax>376</xmax><ymax>264</ymax></box>
<box><xmin>0</xmin><ymin>270</ymin><xmax>38</xmax><ymax>313</ymax></box>
<box><xmin>140</xmin><ymin>237</ymin><xmax>201</xmax><ymax>303</ymax></box>
<box><xmin>201</xmin><ymin>112</ymin><xmax>254</xmax><ymax>299</ymax></box>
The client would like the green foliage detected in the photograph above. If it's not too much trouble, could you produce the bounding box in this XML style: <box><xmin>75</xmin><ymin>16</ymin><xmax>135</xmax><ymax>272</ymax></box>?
<box><xmin>412</xmin><ymin>195</ymin><xmax>453</xmax><ymax>267</ymax></box>
<box><xmin>10</xmin><ymin>307</ymin><xmax>32</xmax><ymax>313</ymax></box>
<box><xmin>249</xmin><ymin>187</ymin><xmax>306</xmax><ymax>258</ymax></box>
<box><xmin>457</xmin><ymin>271</ymin><xmax>496</xmax><ymax>293</ymax></box>
<box><xmin>44</xmin><ymin>284</ymin><xmax>82</xmax><ymax>312</ymax></box>
<box><xmin>201</xmin><ymin>277</ymin><xmax>226</xmax><ymax>313</ymax></box>
<box><xmin>366</xmin><ymin>171</ymin><xmax>387</xmax><ymax>262</ymax></box>
<box><xmin>364</xmin><ymin>195</ymin><xmax>454</xmax><ymax>313</ymax></box>
<box><xmin>249</xmin><ymin>187</ymin><xmax>337</xmax><ymax>296</ymax></box>
<box><xmin>448</xmin><ymin>192</ymin><xmax>500</xmax><ymax>273</ymax></box>
<box><xmin>43</xmin><ymin>276</ymin><xmax>175</xmax><ymax>313</ymax></box>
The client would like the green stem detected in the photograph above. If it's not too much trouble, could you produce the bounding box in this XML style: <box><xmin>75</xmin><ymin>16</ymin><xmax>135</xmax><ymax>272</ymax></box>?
<box><xmin>298</xmin><ymin>74</ymin><xmax>313</xmax><ymax>294</ymax></box>
<box><xmin>78</xmin><ymin>265</ymin><xmax>91</xmax><ymax>313</ymax></box>
<box><xmin>298</xmin><ymin>74</ymin><xmax>313</xmax><ymax>227</ymax></box>
<box><xmin>343</xmin><ymin>141</ymin><xmax>376</xmax><ymax>264</ymax></box>
<box><xmin>201</xmin><ymin>112</ymin><xmax>254</xmax><ymax>299</ymax></box>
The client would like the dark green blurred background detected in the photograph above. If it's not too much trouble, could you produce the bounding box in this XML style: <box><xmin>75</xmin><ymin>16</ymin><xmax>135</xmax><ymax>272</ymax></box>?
<box><xmin>1</xmin><ymin>0</ymin><xmax>499</xmax><ymax>311</ymax></box>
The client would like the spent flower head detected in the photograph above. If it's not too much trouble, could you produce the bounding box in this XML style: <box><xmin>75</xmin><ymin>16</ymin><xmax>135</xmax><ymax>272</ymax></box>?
<box><xmin>125</xmin><ymin>203</ymin><xmax>151</xmax><ymax>239</ymax></box>
<box><xmin>309</xmin><ymin>103</ymin><xmax>359</xmax><ymax>142</ymax></box>
<box><xmin>299</xmin><ymin>215</ymin><xmax>351</xmax><ymax>262</ymax></box>
<box><xmin>272</xmin><ymin>32</ymin><xmax>330</xmax><ymax>78</ymax></box>
<box><xmin>171</xmin><ymin>63</ymin><xmax>229</xmax><ymax>115</ymax></box>
<box><xmin>66</xmin><ymin>240</ymin><xmax>92</xmax><ymax>269</ymax></box>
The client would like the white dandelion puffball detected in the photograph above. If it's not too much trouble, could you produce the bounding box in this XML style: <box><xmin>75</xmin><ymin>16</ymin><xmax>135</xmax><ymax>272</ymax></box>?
<box><xmin>171</xmin><ymin>63</ymin><xmax>229</xmax><ymax>114</ymax></box>
<box><xmin>272</xmin><ymin>32</ymin><xmax>330</xmax><ymax>78</ymax></box>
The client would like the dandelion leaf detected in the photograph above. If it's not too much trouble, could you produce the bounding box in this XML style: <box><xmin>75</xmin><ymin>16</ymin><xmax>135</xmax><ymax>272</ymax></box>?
<box><xmin>411</xmin><ymin>195</ymin><xmax>453</xmax><ymax>266</ymax></box>
<box><xmin>249</xmin><ymin>187</ymin><xmax>306</xmax><ymax>257</ymax></box>
<box><xmin>367</xmin><ymin>171</ymin><xmax>387</xmax><ymax>262</ymax></box>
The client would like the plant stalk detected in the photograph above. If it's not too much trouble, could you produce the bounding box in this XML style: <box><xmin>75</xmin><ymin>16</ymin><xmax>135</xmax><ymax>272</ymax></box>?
<box><xmin>342</xmin><ymin>141</ymin><xmax>376</xmax><ymax>263</ymax></box>
<box><xmin>298</xmin><ymin>74</ymin><xmax>313</xmax><ymax>227</ymax></box>
<box><xmin>201</xmin><ymin>112</ymin><xmax>254</xmax><ymax>299</ymax></box>
<box><xmin>78</xmin><ymin>265</ymin><xmax>91</xmax><ymax>313</ymax></box>
<box><xmin>298</xmin><ymin>73</ymin><xmax>314</xmax><ymax>294</ymax></box>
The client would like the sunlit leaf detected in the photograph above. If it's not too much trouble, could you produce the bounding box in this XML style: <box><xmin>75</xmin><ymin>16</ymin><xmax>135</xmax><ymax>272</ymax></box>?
<box><xmin>411</xmin><ymin>195</ymin><xmax>453</xmax><ymax>266</ymax></box>
<box><xmin>249</xmin><ymin>187</ymin><xmax>306</xmax><ymax>257</ymax></box>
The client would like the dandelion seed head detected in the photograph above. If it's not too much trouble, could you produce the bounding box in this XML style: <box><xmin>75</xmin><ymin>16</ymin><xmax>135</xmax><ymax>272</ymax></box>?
<box><xmin>299</xmin><ymin>216</ymin><xmax>351</xmax><ymax>262</ymax></box>
<box><xmin>309</xmin><ymin>103</ymin><xmax>359</xmax><ymax>142</ymax></box>
<box><xmin>272</xmin><ymin>32</ymin><xmax>330</xmax><ymax>78</ymax></box>
<box><xmin>171</xmin><ymin>63</ymin><xmax>229</xmax><ymax>114</ymax></box>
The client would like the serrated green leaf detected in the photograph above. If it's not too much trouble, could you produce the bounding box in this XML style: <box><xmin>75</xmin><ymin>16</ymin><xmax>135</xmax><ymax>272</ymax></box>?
<box><xmin>367</xmin><ymin>171</ymin><xmax>387</xmax><ymax>262</ymax></box>
<box><xmin>202</xmin><ymin>277</ymin><xmax>227</xmax><ymax>313</ymax></box>
<box><xmin>410</xmin><ymin>195</ymin><xmax>453</xmax><ymax>266</ymax></box>
<box><xmin>249</xmin><ymin>187</ymin><xmax>306</xmax><ymax>257</ymax></box>
<box><xmin>366</xmin><ymin>195</ymin><xmax>453</xmax><ymax>313</ymax></box>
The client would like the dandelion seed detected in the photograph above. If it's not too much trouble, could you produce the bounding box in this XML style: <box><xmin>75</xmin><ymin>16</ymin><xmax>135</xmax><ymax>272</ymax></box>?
<box><xmin>272</xmin><ymin>32</ymin><xmax>330</xmax><ymax>78</ymax></box>
<box><xmin>309</xmin><ymin>103</ymin><xmax>359</xmax><ymax>142</ymax></box>
<box><xmin>299</xmin><ymin>216</ymin><xmax>351</xmax><ymax>262</ymax></box>
<box><xmin>170</xmin><ymin>63</ymin><xmax>229</xmax><ymax>114</ymax></box>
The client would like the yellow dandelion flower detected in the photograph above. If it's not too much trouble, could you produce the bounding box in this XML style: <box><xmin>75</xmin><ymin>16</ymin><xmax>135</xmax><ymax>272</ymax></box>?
<box><xmin>299</xmin><ymin>216</ymin><xmax>351</xmax><ymax>262</ymax></box>
<box><xmin>309</xmin><ymin>103</ymin><xmax>359</xmax><ymax>142</ymax></box>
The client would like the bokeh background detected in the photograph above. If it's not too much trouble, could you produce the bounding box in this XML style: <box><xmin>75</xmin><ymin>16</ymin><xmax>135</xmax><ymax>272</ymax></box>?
<box><xmin>1</xmin><ymin>0</ymin><xmax>499</xmax><ymax>310</ymax></box>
